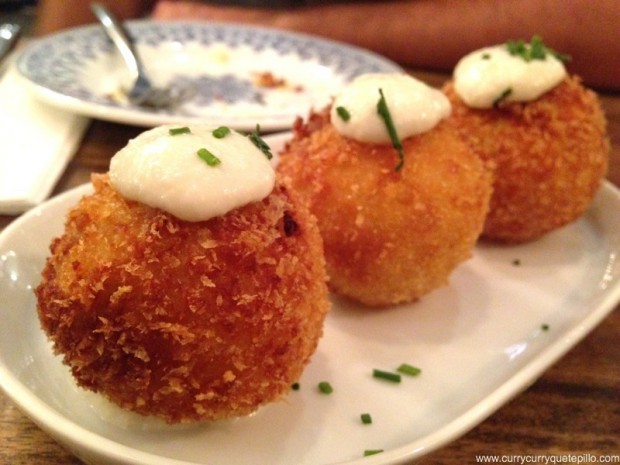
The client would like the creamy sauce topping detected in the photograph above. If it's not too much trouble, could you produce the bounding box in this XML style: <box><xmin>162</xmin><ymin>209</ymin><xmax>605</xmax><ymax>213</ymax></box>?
<box><xmin>109</xmin><ymin>125</ymin><xmax>275</xmax><ymax>222</ymax></box>
<box><xmin>454</xmin><ymin>45</ymin><xmax>567</xmax><ymax>108</ymax></box>
<box><xmin>330</xmin><ymin>73</ymin><xmax>451</xmax><ymax>144</ymax></box>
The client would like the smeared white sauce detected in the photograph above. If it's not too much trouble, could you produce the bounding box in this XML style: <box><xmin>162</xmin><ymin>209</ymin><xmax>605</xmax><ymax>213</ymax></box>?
<box><xmin>454</xmin><ymin>44</ymin><xmax>567</xmax><ymax>108</ymax></box>
<box><xmin>109</xmin><ymin>125</ymin><xmax>275</xmax><ymax>222</ymax></box>
<box><xmin>330</xmin><ymin>73</ymin><xmax>451</xmax><ymax>144</ymax></box>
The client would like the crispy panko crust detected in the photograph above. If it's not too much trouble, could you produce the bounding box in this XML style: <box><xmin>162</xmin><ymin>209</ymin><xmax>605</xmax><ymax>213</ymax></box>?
<box><xmin>443</xmin><ymin>76</ymin><xmax>610</xmax><ymax>243</ymax></box>
<box><xmin>277</xmin><ymin>108</ymin><xmax>492</xmax><ymax>307</ymax></box>
<box><xmin>36</xmin><ymin>174</ymin><xmax>329</xmax><ymax>423</ymax></box>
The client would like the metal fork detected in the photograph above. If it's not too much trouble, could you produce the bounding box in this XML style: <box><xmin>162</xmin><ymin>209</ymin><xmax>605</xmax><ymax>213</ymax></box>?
<box><xmin>90</xmin><ymin>3</ymin><xmax>189</xmax><ymax>109</ymax></box>
<box><xmin>0</xmin><ymin>23</ymin><xmax>22</xmax><ymax>69</ymax></box>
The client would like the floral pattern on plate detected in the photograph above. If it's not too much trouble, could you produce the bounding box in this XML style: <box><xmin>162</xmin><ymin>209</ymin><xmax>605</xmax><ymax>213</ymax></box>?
<box><xmin>16</xmin><ymin>21</ymin><xmax>402</xmax><ymax>129</ymax></box>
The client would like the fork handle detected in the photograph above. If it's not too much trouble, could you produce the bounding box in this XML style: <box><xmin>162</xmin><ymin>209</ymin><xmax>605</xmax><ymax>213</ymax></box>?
<box><xmin>0</xmin><ymin>23</ymin><xmax>22</xmax><ymax>66</ymax></box>
<box><xmin>91</xmin><ymin>3</ymin><xmax>144</xmax><ymax>84</ymax></box>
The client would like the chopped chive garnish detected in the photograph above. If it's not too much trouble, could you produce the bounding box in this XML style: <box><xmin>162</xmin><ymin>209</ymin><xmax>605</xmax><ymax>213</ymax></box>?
<box><xmin>529</xmin><ymin>35</ymin><xmax>546</xmax><ymax>60</ymax></box>
<box><xmin>376</xmin><ymin>88</ymin><xmax>405</xmax><ymax>172</ymax></box>
<box><xmin>248</xmin><ymin>124</ymin><xmax>273</xmax><ymax>160</ymax></box>
<box><xmin>169</xmin><ymin>126</ymin><xmax>191</xmax><ymax>136</ymax></box>
<box><xmin>364</xmin><ymin>450</ymin><xmax>383</xmax><ymax>457</ymax></box>
<box><xmin>397</xmin><ymin>363</ymin><xmax>422</xmax><ymax>377</ymax></box>
<box><xmin>541</xmin><ymin>323</ymin><xmax>550</xmax><ymax>331</ymax></box>
<box><xmin>512</xmin><ymin>259</ymin><xmax>521</xmax><ymax>266</ymax></box>
<box><xmin>482</xmin><ymin>53</ymin><xmax>491</xmax><ymax>60</ymax></box>
<box><xmin>212</xmin><ymin>126</ymin><xmax>231</xmax><ymax>139</ymax></box>
<box><xmin>506</xmin><ymin>39</ymin><xmax>527</xmax><ymax>58</ymax></box>
<box><xmin>197</xmin><ymin>148</ymin><xmax>221</xmax><ymax>167</ymax></box>
<box><xmin>318</xmin><ymin>381</ymin><xmax>333</xmax><ymax>394</ymax></box>
<box><xmin>291</xmin><ymin>382</ymin><xmax>300</xmax><ymax>391</ymax></box>
<box><xmin>336</xmin><ymin>106</ymin><xmax>351</xmax><ymax>122</ymax></box>
<box><xmin>493</xmin><ymin>87</ymin><xmax>513</xmax><ymax>108</ymax></box>
<box><xmin>551</xmin><ymin>49</ymin><xmax>571</xmax><ymax>64</ymax></box>
<box><xmin>373</xmin><ymin>369</ymin><xmax>401</xmax><ymax>383</ymax></box>
<box><xmin>361</xmin><ymin>413</ymin><xmax>372</xmax><ymax>424</ymax></box>
<box><xmin>506</xmin><ymin>35</ymin><xmax>570</xmax><ymax>63</ymax></box>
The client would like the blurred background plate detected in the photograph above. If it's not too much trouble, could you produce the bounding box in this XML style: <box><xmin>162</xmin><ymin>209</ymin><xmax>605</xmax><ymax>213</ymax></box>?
<box><xmin>15</xmin><ymin>21</ymin><xmax>402</xmax><ymax>130</ymax></box>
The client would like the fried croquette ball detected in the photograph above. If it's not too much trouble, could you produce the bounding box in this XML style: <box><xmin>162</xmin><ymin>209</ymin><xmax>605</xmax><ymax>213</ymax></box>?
<box><xmin>443</xmin><ymin>76</ymin><xmax>609</xmax><ymax>243</ymax></box>
<box><xmin>277</xmin><ymin>108</ymin><xmax>492</xmax><ymax>307</ymax></box>
<box><xmin>35</xmin><ymin>174</ymin><xmax>329</xmax><ymax>423</ymax></box>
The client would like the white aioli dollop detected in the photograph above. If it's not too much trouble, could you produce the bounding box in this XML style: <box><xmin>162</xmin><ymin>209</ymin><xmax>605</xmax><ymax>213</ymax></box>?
<box><xmin>109</xmin><ymin>125</ymin><xmax>275</xmax><ymax>222</ymax></box>
<box><xmin>454</xmin><ymin>45</ymin><xmax>567</xmax><ymax>108</ymax></box>
<box><xmin>330</xmin><ymin>73</ymin><xmax>451</xmax><ymax>144</ymax></box>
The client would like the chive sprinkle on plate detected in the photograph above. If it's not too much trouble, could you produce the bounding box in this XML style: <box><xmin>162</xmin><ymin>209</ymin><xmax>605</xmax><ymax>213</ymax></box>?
<box><xmin>397</xmin><ymin>363</ymin><xmax>422</xmax><ymax>377</ymax></box>
<box><xmin>372</xmin><ymin>369</ymin><xmax>401</xmax><ymax>383</ymax></box>
<box><xmin>318</xmin><ymin>381</ymin><xmax>333</xmax><ymax>394</ymax></box>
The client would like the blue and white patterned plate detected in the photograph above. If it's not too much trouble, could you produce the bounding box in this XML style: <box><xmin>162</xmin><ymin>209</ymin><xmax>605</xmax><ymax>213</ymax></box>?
<box><xmin>16</xmin><ymin>21</ymin><xmax>402</xmax><ymax>130</ymax></box>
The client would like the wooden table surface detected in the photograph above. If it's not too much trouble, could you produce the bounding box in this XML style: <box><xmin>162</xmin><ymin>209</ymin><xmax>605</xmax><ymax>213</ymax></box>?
<box><xmin>0</xmin><ymin>71</ymin><xmax>619</xmax><ymax>465</ymax></box>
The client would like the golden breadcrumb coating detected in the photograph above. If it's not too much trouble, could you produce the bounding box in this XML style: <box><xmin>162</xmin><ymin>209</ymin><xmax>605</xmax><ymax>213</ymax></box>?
<box><xmin>443</xmin><ymin>75</ymin><xmax>609</xmax><ymax>243</ymax></box>
<box><xmin>277</xmin><ymin>108</ymin><xmax>492</xmax><ymax>307</ymax></box>
<box><xmin>36</xmin><ymin>174</ymin><xmax>329</xmax><ymax>423</ymax></box>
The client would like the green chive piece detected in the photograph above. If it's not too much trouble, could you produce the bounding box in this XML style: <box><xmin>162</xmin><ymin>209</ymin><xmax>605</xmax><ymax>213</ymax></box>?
<box><xmin>248</xmin><ymin>124</ymin><xmax>273</xmax><ymax>160</ymax></box>
<box><xmin>505</xmin><ymin>35</ymin><xmax>570</xmax><ymax>63</ymax></box>
<box><xmin>481</xmin><ymin>53</ymin><xmax>491</xmax><ymax>60</ymax></box>
<box><xmin>212</xmin><ymin>126</ymin><xmax>231</xmax><ymax>139</ymax></box>
<box><xmin>551</xmin><ymin>49</ymin><xmax>571</xmax><ymax>64</ymax></box>
<box><xmin>336</xmin><ymin>106</ymin><xmax>351</xmax><ymax>122</ymax></box>
<box><xmin>197</xmin><ymin>148</ymin><xmax>221</xmax><ymax>167</ymax></box>
<box><xmin>506</xmin><ymin>39</ymin><xmax>528</xmax><ymax>59</ymax></box>
<box><xmin>530</xmin><ymin>35</ymin><xmax>546</xmax><ymax>60</ymax></box>
<box><xmin>364</xmin><ymin>449</ymin><xmax>384</xmax><ymax>456</ymax></box>
<box><xmin>169</xmin><ymin>126</ymin><xmax>191</xmax><ymax>136</ymax></box>
<box><xmin>397</xmin><ymin>363</ymin><xmax>422</xmax><ymax>377</ymax></box>
<box><xmin>318</xmin><ymin>381</ymin><xmax>333</xmax><ymax>394</ymax></box>
<box><xmin>376</xmin><ymin>88</ymin><xmax>405</xmax><ymax>172</ymax></box>
<box><xmin>373</xmin><ymin>369</ymin><xmax>401</xmax><ymax>383</ymax></box>
<box><xmin>493</xmin><ymin>87</ymin><xmax>513</xmax><ymax>108</ymax></box>
<box><xmin>361</xmin><ymin>413</ymin><xmax>372</xmax><ymax>424</ymax></box>
<box><xmin>541</xmin><ymin>323</ymin><xmax>550</xmax><ymax>331</ymax></box>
